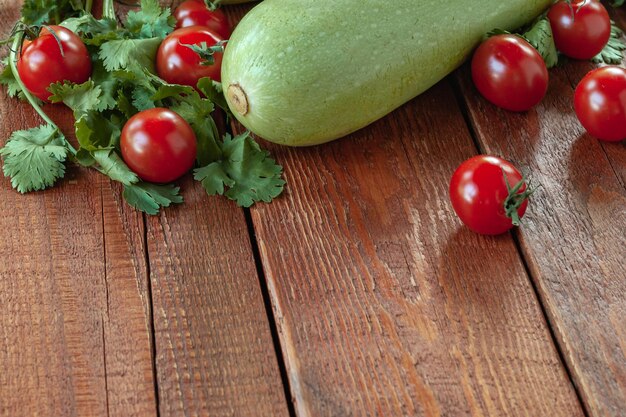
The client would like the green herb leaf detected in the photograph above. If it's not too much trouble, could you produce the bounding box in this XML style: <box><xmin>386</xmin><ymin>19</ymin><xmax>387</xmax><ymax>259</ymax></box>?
<box><xmin>74</xmin><ymin>112</ymin><xmax>122</xmax><ymax>150</ymax></box>
<box><xmin>194</xmin><ymin>132</ymin><xmax>285</xmax><ymax>207</ymax></box>
<box><xmin>93</xmin><ymin>149</ymin><xmax>139</xmax><ymax>186</ymax></box>
<box><xmin>593</xmin><ymin>20</ymin><xmax>626</xmax><ymax>65</ymax></box>
<box><xmin>0</xmin><ymin>124</ymin><xmax>68</xmax><ymax>193</ymax></box>
<box><xmin>48</xmin><ymin>80</ymin><xmax>105</xmax><ymax>115</ymax></box>
<box><xmin>123</xmin><ymin>182</ymin><xmax>183</xmax><ymax>214</ymax></box>
<box><xmin>197</xmin><ymin>78</ymin><xmax>229</xmax><ymax>113</ymax></box>
<box><xmin>0</xmin><ymin>62</ymin><xmax>24</xmax><ymax>99</ymax></box>
<box><xmin>98</xmin><ymin>37</ymin><xmax>161</xmax><ymax>71</ymax></box>
<box><xmin>521</xmin><ymin>18</ymin><xmax>558</xmax><ymax>68</ymax></box>
<box><xmin>21</xmin><ymin>0</ymin><xmax>83</xmax><ymax>25</ymax></box>
<box><xmin>125</xmin><ymin>0</ymin><xmax>175</xmax><ymax>39</ymax></box>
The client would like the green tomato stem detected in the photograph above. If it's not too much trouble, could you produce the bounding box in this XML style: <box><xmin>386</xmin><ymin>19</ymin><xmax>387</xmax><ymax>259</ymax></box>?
<box><xmin>9</xmin><ymin>31</ymin><xmax>77</xmax><ymax>157</ymax></box>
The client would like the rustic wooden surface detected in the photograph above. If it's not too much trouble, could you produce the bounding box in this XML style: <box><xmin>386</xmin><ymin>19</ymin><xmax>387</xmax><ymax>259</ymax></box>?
<box><xmin>0</xmin><ymin>1</ymin><xmax>624</xmax><ymax>417</ymax></box>
<box><xmin>455</xmin><ymin>7</ymin><xmax>626</xmax><ymax>415</ymax></box>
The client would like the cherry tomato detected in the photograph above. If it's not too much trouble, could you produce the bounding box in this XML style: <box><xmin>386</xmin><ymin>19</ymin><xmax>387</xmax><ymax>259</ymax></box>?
<box><xmin>156</xmin><ymin>26</ymin><xmax>224</xmax><ymax>87</ymax></box>
<box><xmin>574</xmin><ymin>66</ymin><xmax>626</xmax><ymax>142</ymax></box>
<box><xmin>120</xmin><ymin>108</ymin><xmax>197</xmax><ymax>183</ymax></box>
<box><xmin>174</xmin><ymin>0</ymin><xmax>231</xmax><ymax>39</ymax></box>
<box><xmin>449</xmin><ymin>156</ymin><xmax>530</xmax><ymax>235</ymax></box>
<box><xmin>17</xmin><ymin>26</ymin><xmax>92</xmax><ymax>102</ymax></box>
<box><xmin>547</xmin><ymin>0</ymin><xmax>611</xmax><ymax>60</ymax></box>
<box><xmin>471</xmin><ymin>35</ymin><xmax>549</xmax><ymax>112</ymax></box>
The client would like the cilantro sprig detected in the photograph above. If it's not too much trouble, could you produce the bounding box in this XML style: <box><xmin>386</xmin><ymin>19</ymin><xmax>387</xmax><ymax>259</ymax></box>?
<box><xmin>0</xmin><ymin>0</ymin><xmax>285</xmax><ymax>214</ymax></box>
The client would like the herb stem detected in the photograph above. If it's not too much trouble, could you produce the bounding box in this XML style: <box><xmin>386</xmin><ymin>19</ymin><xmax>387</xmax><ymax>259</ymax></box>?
<box><xmin>85</xmin><ymin>0</ymin><xmax>94</xmax><ymax>14</ymax></box>
<box><xmin>9</xmin><ymin>31</ymin><xmax>77</xmax><ymax>157</ymax></box>
<box><xmin>102</xmin><ymin>0</ymin><xmax>116</xmax><ymax>20</ymax></box>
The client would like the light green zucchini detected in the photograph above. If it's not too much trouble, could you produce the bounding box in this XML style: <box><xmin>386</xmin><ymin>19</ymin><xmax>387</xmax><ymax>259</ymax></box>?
<box><xmin>222</xmin><ymin>0</ymin><xmax>552</xmax><ymax>146</ymax></box>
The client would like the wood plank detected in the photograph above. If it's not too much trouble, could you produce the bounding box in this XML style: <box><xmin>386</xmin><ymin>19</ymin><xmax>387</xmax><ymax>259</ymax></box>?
<box><xmin>146</xmin><ymin>156</ymin><xmax>289</xmax><ymax>416</ymax></box>
<box><xmin>455</xmin><ymin>8</ymin><xmax>626</xmax><ymax>414</ymax></box>
<box><xmin>236</xmin><ymin>82</ymin><xmax>585</xmax><ymax>416</ymax></box>
<box><xmin>0</xmin><ymin>2</ymin><xmax>157</xmax><ymax>416</ymax></box>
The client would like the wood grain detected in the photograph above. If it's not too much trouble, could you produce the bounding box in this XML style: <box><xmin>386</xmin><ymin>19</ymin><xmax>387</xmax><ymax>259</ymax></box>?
<box><xmin>226</xmin><ymin>41</ymin><xmax>585</xmax><ymax>415</ymax></box>
<box><xmin>455</xmin><ymin>8</ymin><xmax>626</xmax><ymax>415</ymax></box>
<box><xmin>225</xmin><ymin>5</ymin><xmax>584</xmax><ymax>416</ymax></box>
<box><xmin>0</xmin><ymin>2</ymin><xmax>157</xmax><ymax>416</ymax></box>
<box><xmin>146</xmin><ymin>174</ymin><xmax>290</xmax><ymax>417</ymax></box>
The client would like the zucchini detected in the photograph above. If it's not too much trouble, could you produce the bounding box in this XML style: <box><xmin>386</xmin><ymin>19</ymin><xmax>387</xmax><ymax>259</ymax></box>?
<box><xmin>222</xmin><ymin>0</ymin><xmax>552</xmax><ymax>146</ymax></box>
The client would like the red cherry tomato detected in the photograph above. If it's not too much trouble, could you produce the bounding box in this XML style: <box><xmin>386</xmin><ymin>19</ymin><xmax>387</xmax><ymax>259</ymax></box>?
<box><xmin>156</xmin><ymin>26</ymin><xmax>223</xmax><ymax>87</ymax></box>
<box><xmin>471</xmin><ymin>35</ymin><xmax>549</xmax><ymax>112</ymax></box>
<box><xmin>574</xmin><ymin>66</ymin><xmax>626</xmax><ymax>142</ymax></box>
<box><xmin>547</xmin><ymin>0</ymin><xmax>611</xmax><ymax>60</ymax></box>
<box><xmin>17</xmin><ymin>26</ymin><xmax>92</xmax><ymax>102</ymax></box>
<box><xmin>174</xmin><ymin>0</ymin><xmax>231</xmax><ymax>39</ymax></box>
<box><xmin>120</xmin><ymin>108</ymin><xmax>197</xmax><ymax>183</ymax></box>
<box><xmin>449</xmin><ymin>155</ymin><xmax>530</xmax><ymax>235</ymax></box>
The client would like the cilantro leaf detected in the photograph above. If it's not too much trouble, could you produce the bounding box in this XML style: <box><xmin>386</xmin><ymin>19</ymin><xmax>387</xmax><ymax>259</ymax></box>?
<box><xmin>132</xmin><ymin>86</ymin><xmax>157</xmax><ymax>111</ymax></box>
<box><xmin>197</xmin><ymin>78</ymin><xmax>229</xmax><ymax>113</ymax></box>
<box><xmin>90</xmin><ymin>59</ymin><xmax>119</xmax><ymax>111</ymax></box>
<box><xmin>0</xmin><ymin>63</ymin><xmax>24</xmax><ymax>99</ymax></box>
<box><xmin>521</xmin><ymin>18</ymin><xmax>558</xmax><ymax>68</ymax></box>
<box><xmin>169</xmin><ymin>91</ymin><xmax>221</xmax><ymax>165</ymax></box>
<box><xmin>194</xmin><ymin>163</ymin><xmax>233</xmax><ymax>195</ymax></box>
<box><xmin>0</xmin><ymin>125</ymin><xmax>68</xmax><ymax>193</ymax></box>
<box><xmin>21</xmin><ymin>0</ymin><xmax>83</xmax><ymax>25</ymax></box>
<box><xmin>125</xmin><ymin>0</ymin><xmax>175</xmax><ymax>39</ymax></box>
<box><xmin>75</xmin><ymin>112</ymin><xmax>122</xmax><ymax>150</ymax></box>
<box><xmin>593</xmin><ymin>21</ymin><xmax>626</xmax><ymax>65</ymax></box>
<box><xmin>93</xmin><ymin>149</ymin><xmax>139</xmax><ymax>186</ymax></box>
<box><xmin>48</xmin><ymin>80</ymin><xmax>106</xmax><ymax>115</ymax></box>
<box><xmin>123</xmin><ymin>182</ymin><xmax>183</xmax><ymax>215</ymax></box>
<box><xmin>194</xmin><ymin>132</ymin><xmax>285</xmax><ymax>207</ymax></box>
<box><xmin>98</xmin><ymin>38</ymin><xmax>161</xmax><ymax>72</ymax></box>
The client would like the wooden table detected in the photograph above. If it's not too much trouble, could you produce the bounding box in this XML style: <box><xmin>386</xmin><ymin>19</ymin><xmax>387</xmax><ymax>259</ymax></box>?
<box><xmin>1</xmin><ymin>2</ymin><xmax>625</xmax><ymax>416</ymax></box>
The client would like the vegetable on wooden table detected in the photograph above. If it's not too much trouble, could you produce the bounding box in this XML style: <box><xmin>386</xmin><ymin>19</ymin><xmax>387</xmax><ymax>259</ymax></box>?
<box><xmin>574</xmin><ymin>66</ymin><xmax>626</xmax><ymax>142</ymax></box>
<box><xmin>471</xmin><ymin>34</ymin><xmax>549</xmax><ymax>112</ymax></box>
<box><xmin>449</xmin><ymin>155</ymin><xmax>533</xmax><ymax>235</ymax></box>
<box><xmin>547</xmin><ymin>0</ymin><xmax>612</xmax><ymax>60</ymax></box>
<box><xmin>17</xmin><ymin>25</ymin><xmax>92</xmax><ymax>101</ymax></box>
<box><xmin>0</xmin><ymin>0</ymin><xmax>284</xmax><ymax>214</ymax></box>
<box><xmin>222</xmin><ymin>0</ymin><xmax>553</xmax><ymax>146</ymax></box>
<box><xmin>174</xmin><ymin>0</ymin><xmax>231</xmax><ymax>38</ymax></box>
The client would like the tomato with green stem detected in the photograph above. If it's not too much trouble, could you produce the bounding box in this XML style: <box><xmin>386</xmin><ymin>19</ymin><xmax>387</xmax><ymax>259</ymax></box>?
<box><xmin>174</xmin><ymin>0</ymin><xmax>231</xmax><ymax>39</ymax></box>
<box><xmin>120</xmin><ymin>108</ymin><xmax>197</xmax><ymax>183</ymax></box>
<box><xmin>156</xmin><ymin>26</ymin><xmax>224</xmax><ymax>87</ymax></box>
<box><xmin>471</xmin><ymin>34</ymin><xmax>549</xmax><ymax>112</ymax></box>
<box><xmin>547</xmin><ymin>0</ymin><xmax>611</xmax><ymax>60</ymax></box>
<box><xmin>17</xmin><ymin>25</ymin><xmax>92</xmax><ymax>102</ymax></box>
<box><xmin>449</xmin><ymin>156</ymin><xmax>533</xmax><ymax>235</ymax></box>
<box><xmin>574</xmin><ymin>66</ymin><xmax>626</xmax><ymax>142</ymax></box>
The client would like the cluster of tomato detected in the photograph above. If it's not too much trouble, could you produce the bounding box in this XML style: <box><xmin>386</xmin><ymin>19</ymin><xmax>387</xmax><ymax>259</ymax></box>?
<box><xmin>450</xmin><ymin>0</ymin><xmax>625</xmax><ymax>236</ymax></box>
<box><xmin>15</xmin><ymin>0</ymin><xmax>229</xmax><ymax>184</ymax></box>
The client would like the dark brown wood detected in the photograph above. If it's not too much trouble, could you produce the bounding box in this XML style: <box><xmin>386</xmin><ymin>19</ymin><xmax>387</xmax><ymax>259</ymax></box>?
<box><xmin>0</xmin><ymin>2</ymin><xmax>157</xmax><ymax>416</ymax></box>
<box><xmin>146</xmin><ymin>172</ymin><xmax>290</xmax><ymax>417</ymax></box>
<box><xmin>455</xmin><ymin>9</ymin><xmax>626</xmax><ymax>415</ymax></box>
